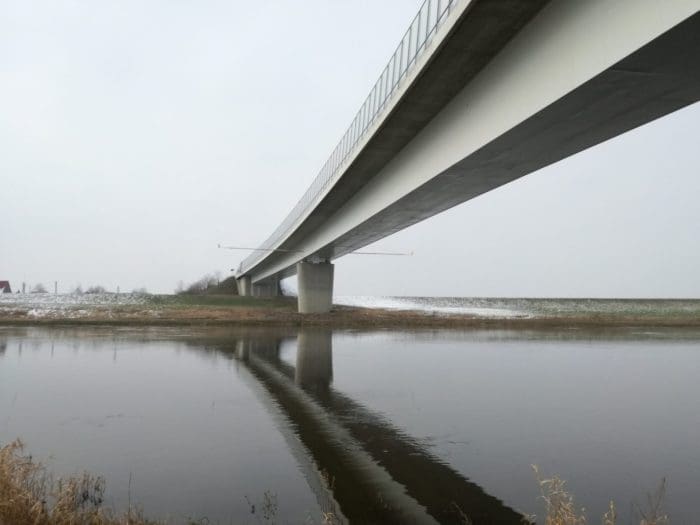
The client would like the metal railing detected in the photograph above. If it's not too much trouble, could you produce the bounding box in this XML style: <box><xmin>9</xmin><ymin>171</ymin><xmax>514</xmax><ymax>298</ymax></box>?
<box><xmin>239</xmin><ymin>0</ymin><xmax>459</xmax><ymax>275</ymax></box>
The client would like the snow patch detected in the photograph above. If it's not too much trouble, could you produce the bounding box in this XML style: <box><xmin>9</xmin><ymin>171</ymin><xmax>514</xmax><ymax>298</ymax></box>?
<box><xmin>0</xmin><ymin>293</ymin><xmax>147</xmax><ymax>318</ymax></box>
<box><xmin>335</xmin><ymin>296</ymin><xmax>528</xmax><ymax>318</ymax></box>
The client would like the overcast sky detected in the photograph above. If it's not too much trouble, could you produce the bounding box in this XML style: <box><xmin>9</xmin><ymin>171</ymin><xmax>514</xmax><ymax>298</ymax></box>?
<box><xmin>2</xmin><ymin>1</ymin><xmax>699</xmax><ymax>297</ymax></box>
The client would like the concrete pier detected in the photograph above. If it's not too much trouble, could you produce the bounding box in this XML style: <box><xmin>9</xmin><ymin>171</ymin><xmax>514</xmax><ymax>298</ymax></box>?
<box><xmin>237</xmin><ymin>276</ymin><xmax>252</xmax><ymax>297</ymax></box>
<box><xmin>297</xmin><ymin>261</ymin><xmax>334</xmax><ymax>313</ymax></box>
<box><xmin>238</xmin><ymin>276</ymin><xmax>280</xmax><ymax>297</ymax></box>
<box><xmin>253</xmin><ymin>277</ymin><xmax>280</xmax><ymax>297</ymax></box>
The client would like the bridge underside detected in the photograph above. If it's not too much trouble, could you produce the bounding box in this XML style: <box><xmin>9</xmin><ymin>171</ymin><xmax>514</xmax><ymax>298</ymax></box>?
<box><xmin>326</xmin><ymin>10</ymin><xmax>700</xmax><ymax>264</ymax></box>
<box><xmin>240</xmin><ymin>1</ymin><xmax>700</xmax><ymax>311</ymax></box>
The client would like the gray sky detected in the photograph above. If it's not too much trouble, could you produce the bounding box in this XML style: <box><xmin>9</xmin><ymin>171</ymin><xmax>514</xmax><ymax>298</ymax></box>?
<box><xmin>2</xmin><ymin>1</ymin><xmax>699</xmax><ymax>297</ymax></box>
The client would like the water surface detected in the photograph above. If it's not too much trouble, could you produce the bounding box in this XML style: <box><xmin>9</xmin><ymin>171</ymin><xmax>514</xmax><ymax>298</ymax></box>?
<box><xmin>1</xmin><ymin>326</ymin><xmax>699</xmax><ymax>523</ymax></box>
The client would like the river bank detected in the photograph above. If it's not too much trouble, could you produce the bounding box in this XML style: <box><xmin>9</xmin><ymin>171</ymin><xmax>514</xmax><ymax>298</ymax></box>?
<box><xmin>1</xmin><ymin>293</ymin><xmax>699</xmax><ymax>328</ymax></box>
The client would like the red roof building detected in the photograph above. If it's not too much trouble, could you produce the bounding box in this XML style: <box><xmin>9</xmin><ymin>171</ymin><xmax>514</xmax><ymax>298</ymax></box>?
<box><xmin>0</xmin><ymin>281</ymin><xmax>12</xmax><ymax>293</ymax></box>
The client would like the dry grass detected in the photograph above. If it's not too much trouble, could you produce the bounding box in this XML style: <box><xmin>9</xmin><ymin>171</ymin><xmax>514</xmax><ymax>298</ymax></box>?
<box><xmin>533</xmin><ymin>465</ymin><xmax>670</xmax><ymax>525</ymax></box>
<box><xmin>0</xmin><ymin>440</ymin><xmax>676</xmax><ymax>525</ymax></box>
<box><xmin>0</xmin><ymin>440</ymin><xmax>159</xmax><ymax>525</ymax></box>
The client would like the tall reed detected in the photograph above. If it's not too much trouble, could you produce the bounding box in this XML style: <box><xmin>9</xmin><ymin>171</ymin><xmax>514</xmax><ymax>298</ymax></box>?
<box><xmin>0</xmin><ymin>440</ymin><xmax>158</xmax><ymax>525</ymax></box>
<box><xmin>533</xmin><ymin>465</ymin><xmax>669</xmax><ymax>525</ymax></box>
<box><xmin>0</xmin><ymin>440</ymin><xmax>674</xmax><ymax>525</ymax></box>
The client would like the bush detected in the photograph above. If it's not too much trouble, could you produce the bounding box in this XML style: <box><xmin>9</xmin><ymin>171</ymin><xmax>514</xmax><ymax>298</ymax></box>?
<box><xmin>176</xmin><ymin>273</ymin><xmax>226</xmax><ymax>295</ymax></box>
<box><xmin>85</xmin><ymin>285</ymin><xmax>108</xmax><ymax>294</ymax></box>
<box><xmin>210</xmin><ymin>275</ymin><xmax>239</xmax><ymax>295</ymax></box>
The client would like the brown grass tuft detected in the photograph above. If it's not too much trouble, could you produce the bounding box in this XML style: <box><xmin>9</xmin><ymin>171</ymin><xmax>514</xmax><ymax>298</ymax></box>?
<box><xmin>533</xmin><ymin>466</ymin><xmax>670</xmax><ymax>525</ymax></box>
<box><xmin>533</xmin><ymin>465</ymin><xmax>588</xmax><ymax>525</ymax></box>
<box><xmin>0</xmin><ymin>440</ymin><xmax>159</xmax><ymax>525</ymax></box>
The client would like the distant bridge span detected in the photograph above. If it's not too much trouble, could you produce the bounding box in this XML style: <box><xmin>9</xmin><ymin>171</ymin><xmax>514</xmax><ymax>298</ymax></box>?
<box><xmin>236</xmin><ymin>0</ymin><xmax>700</xmax><ymax>312</ymax></box>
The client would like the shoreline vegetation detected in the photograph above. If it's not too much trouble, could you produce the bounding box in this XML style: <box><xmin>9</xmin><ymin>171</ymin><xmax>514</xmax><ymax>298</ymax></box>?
<box><xmin>0</xmin><ymin>440</ymin><xmax>156</xmax><ymax>525</ymax></box>
<box><xmin>0</xmin><ymin>440</ymin><xmax>670</xmax><ymax>525</ymax></box>
<box><xmin>0</xmin><ymin>294</ymin><xmax>699</xmax><ymax>329</ymax></box>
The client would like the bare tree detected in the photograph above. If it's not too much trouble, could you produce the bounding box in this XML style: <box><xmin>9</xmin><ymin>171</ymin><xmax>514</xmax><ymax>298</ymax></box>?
<box><xmin>177</xmin><ymin>273</ymin><xmax>219</xmax><ymax>295</ymax></box>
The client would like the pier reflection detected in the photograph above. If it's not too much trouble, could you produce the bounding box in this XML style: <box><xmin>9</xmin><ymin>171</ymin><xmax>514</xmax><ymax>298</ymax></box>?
<box><xmin>295</xmin><ymin>330</ymin><xmax>333</xmax><ymax>392</ymax></box>
<box><xmin>213</xmin><ymin>329</ymin><xmax>525</xmax><ymax>525</ymax></box>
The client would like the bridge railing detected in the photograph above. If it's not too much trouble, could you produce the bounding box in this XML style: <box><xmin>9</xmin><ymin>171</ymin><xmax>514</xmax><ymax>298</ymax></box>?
<box><xmin>239</xmin><ymin>0</ymin><xmax>459</xmax><ymax>275</ymax></box>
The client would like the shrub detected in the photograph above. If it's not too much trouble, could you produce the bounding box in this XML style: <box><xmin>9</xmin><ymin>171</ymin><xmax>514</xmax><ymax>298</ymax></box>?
<box><xmin>176</xmin><ymin>273</ymin><xmax>221</xmax><ymax>295</ymax></box>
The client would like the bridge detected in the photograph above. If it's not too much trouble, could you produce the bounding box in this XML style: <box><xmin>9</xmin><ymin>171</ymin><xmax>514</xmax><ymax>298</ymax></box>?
<box><xmin>235</xmin><ymin>0</ymin><xmax>700</xmax><ymax>312</ymax></box>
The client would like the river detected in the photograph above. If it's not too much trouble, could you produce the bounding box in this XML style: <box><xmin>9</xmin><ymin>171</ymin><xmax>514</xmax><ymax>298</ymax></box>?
<box><xmin>1</xmin><ymin>325</ymin><xmax>699</xmax><ymax>524</ymax></box>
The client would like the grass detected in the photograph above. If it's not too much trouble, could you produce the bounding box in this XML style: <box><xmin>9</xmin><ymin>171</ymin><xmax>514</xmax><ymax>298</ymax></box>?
<box><xmin>0</xmin><ymin>440</ymin><xmax>159</xmax><ymax>525</ymax></box>
<box><xmin>0</xmin><ymin>441</ymin><xmax>678</xmax><ymax>524</ymax></box>
<box><xmin>532</xmin><ymin>465</ymin><xmax>669</xmax><ymax>525</ymax></box>
<box><xmin>148</xmin><ymin>293</ymin><xmax>296</xmax><ymax>309</ymax></box>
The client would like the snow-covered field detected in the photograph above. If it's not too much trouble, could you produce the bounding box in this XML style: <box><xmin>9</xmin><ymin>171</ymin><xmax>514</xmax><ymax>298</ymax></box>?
<box><xmin>335</xmin><ymin>296</ymin><xmax>529</xmax><ymax>318</ymax></box>
<box><xmin>334</xmin><ymin>296</ymin><xmax>700</xmax><ymax>319</ymax></box>
<box><xmin>2</xmin><ymin>293</ymin><xmax>698</xmax><ymax>322</ymax></box>
<box><xmin>0</xmin><ymin>293</ymin><xmax>147</xmax><ymax>318</ymax></box>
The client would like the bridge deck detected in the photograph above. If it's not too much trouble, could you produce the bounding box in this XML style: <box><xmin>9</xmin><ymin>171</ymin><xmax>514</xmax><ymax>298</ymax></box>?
<box><xmin>239</xmin><ymin>0</ymin><xmax>700</xmax><ymax>285</ymax></box>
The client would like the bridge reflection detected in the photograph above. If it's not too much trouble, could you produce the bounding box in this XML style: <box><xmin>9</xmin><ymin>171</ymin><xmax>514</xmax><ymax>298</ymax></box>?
<box><xmin>213</xmin><ymin>329</ymin><xmax>526</xmax><ymax>525</ymax></box>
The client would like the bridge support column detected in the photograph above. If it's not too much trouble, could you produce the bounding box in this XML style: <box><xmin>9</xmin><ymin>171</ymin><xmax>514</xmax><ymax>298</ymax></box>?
<box><xmin>297</xmin><ymin>261</ymin><xmax>334</xmax><ymax>313</ymax></box>
<box><xmin>253</xmin><ymin>277</ymin><xmax>280</xmax><ymax>297</ymax></box>
<box><xmin>237</xmin><ymin>276</ymin><xmax>252</xmax><ymax>297</ymax></box>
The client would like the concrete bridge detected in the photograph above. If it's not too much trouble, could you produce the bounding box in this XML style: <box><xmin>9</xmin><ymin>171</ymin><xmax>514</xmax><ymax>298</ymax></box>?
<box><xmin>236</xmin><ymin>0</ymin><xmax>700</xmax><ymax>312</ymax></box>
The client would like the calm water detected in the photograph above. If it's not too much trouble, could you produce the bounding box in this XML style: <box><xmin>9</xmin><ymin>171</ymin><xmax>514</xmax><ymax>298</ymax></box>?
<box><xmin>1</xmin><ymin>326</ymin><xmax>699</xmax><ymax>524</ymax></box>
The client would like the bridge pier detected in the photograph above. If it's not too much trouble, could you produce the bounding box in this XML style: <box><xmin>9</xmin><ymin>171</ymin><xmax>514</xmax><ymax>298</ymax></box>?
<box><xmin>253</xmin><ymin>277</ymin><xmax>280</xmax><ymax>297</ymax></box>
<box><xmin>237</xmin><ymin>276</ymin><xmax>280</xmax><ymax>297</ymax></box>
<box><xmin>297</xmin><ymin>261</ymin><xmax>334</xmax><ymax>313</ymax></box>
<box><xmin>237</xmin><ymin>276</ymin><xmax>252</xmax><ymax>296</ymax></box>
